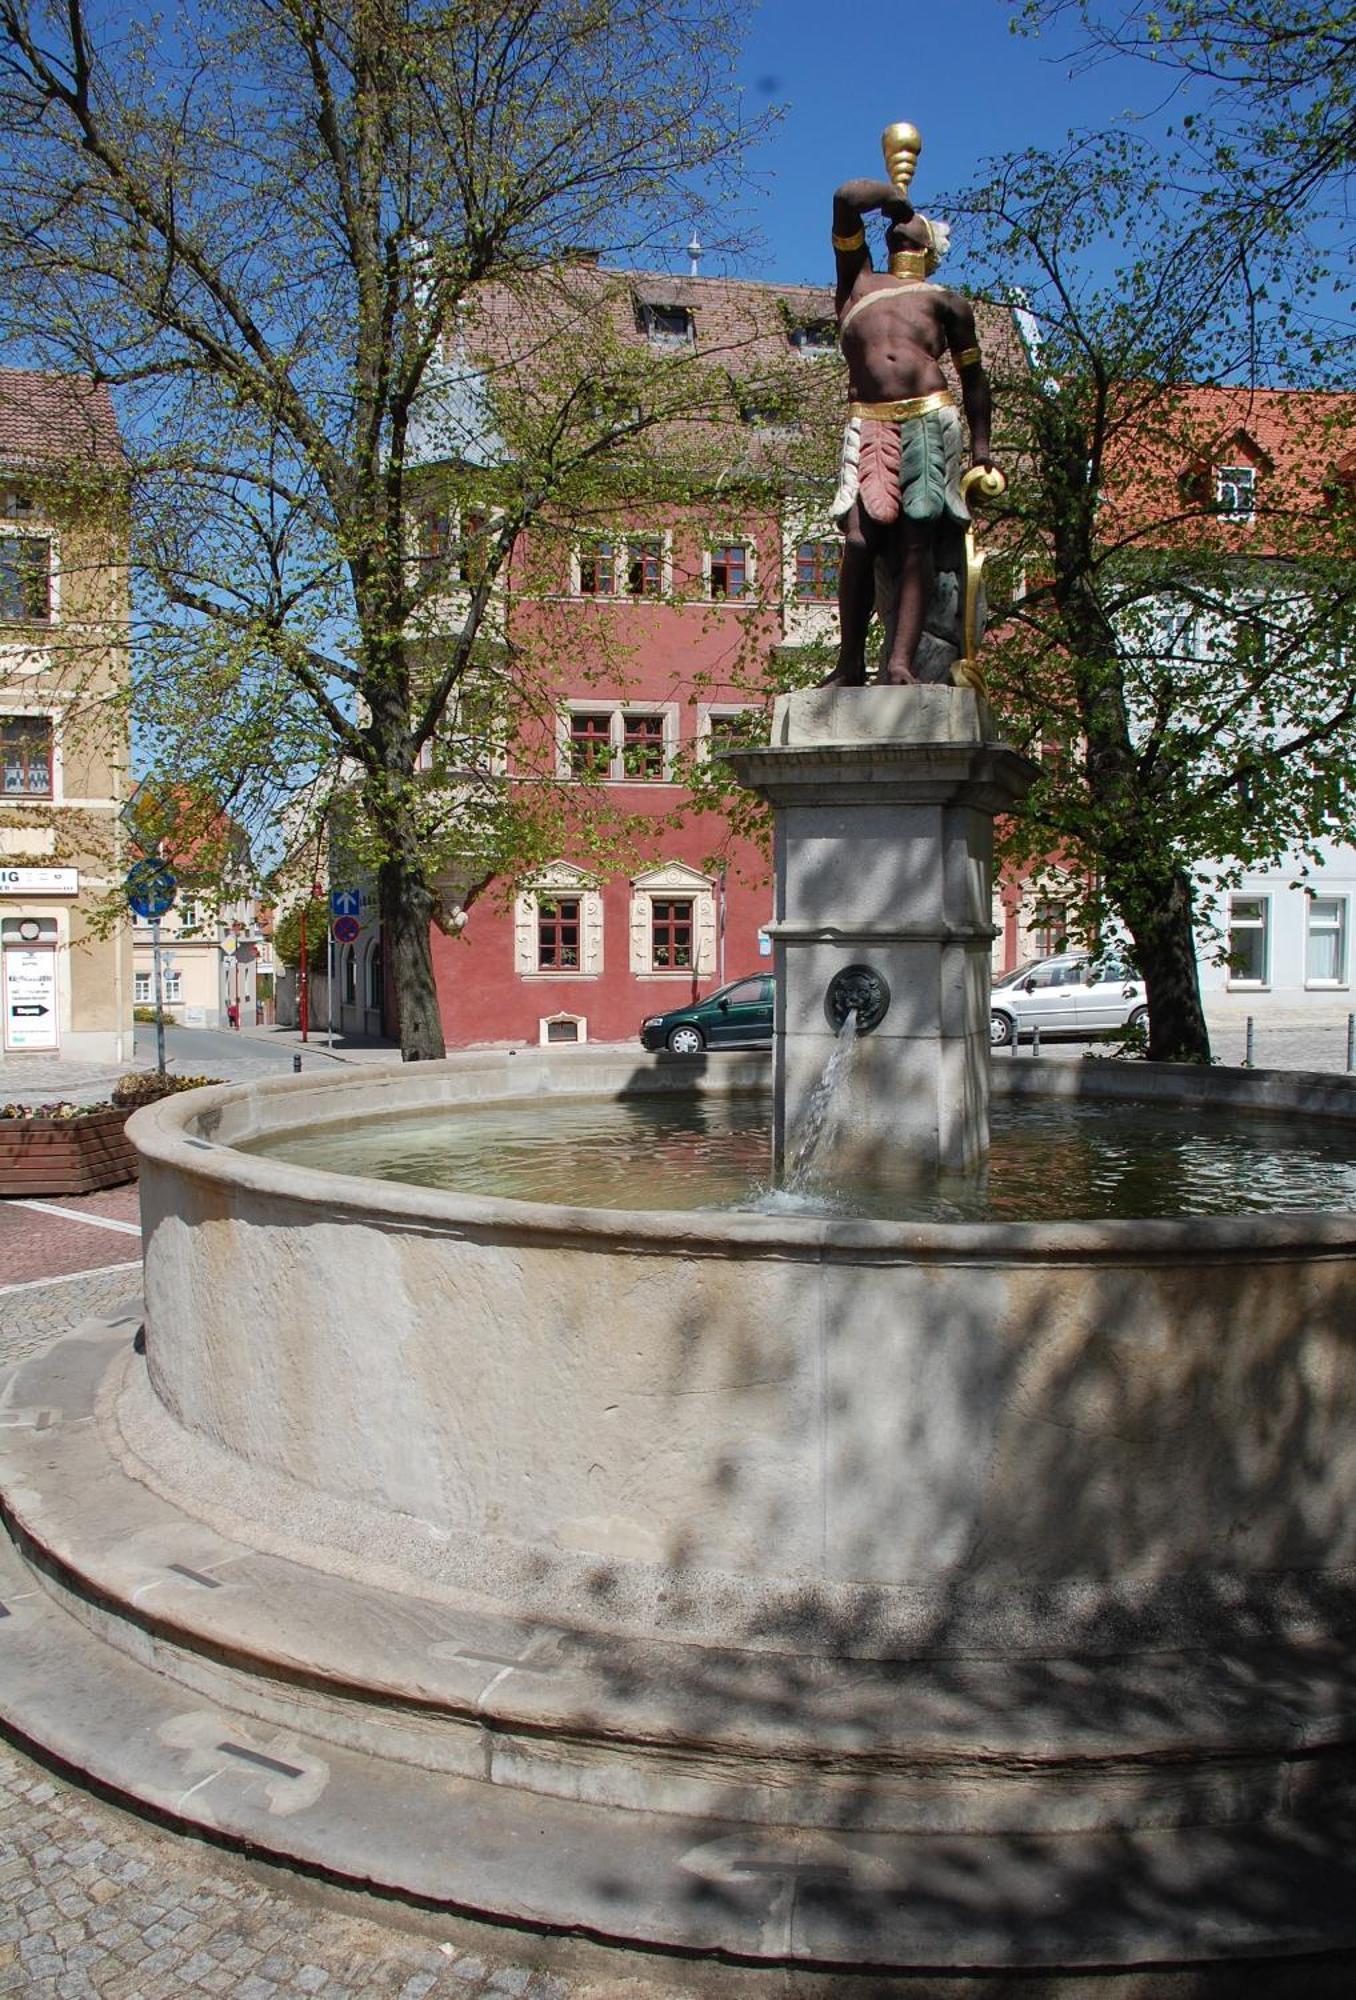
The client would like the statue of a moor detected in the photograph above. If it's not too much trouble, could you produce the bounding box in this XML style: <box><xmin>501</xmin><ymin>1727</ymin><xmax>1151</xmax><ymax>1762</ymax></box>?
<box><xmin>823</xmin><ymin>122</ymin><xmax>1005</xmax><ymax>689</ymax></box>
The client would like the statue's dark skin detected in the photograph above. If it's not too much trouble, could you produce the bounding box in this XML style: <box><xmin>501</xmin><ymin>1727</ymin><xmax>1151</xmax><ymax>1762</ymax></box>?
<box><xmin>825</xmin><ymin>180</ymin><xmax>995</xmax><ymax>686</ymax></box>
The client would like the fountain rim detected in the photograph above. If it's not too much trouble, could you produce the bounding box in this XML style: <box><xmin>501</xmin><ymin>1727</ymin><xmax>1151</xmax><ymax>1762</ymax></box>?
<box><xmin>125</xmin><ymin>1047</ymin><xmax>1356</xmax><ymax>1265</ymax></box>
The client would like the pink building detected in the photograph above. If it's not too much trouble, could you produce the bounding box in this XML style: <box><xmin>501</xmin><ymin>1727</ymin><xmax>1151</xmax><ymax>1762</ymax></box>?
<box><xmin>410</xmin><ymin>267</ymin><xmax>1019</xmax><ymax>1049</ymax></box>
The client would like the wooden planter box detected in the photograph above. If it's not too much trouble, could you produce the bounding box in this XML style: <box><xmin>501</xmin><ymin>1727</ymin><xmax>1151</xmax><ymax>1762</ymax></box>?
<box><xmin>0</xmin><ymin>1107</ymin><xmax>138</xmax><ymax>1196</ymax></box>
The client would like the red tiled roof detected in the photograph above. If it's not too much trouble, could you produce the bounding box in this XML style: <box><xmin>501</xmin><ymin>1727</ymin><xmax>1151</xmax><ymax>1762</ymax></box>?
<box><xmin>452</xmin><ymin>263</ymin><xmax>1025</xmax><ymax>476</ymax></box>
<box><xmin>0</xmin><ymin>368</ymin><xmax>123</xmax><ymax>470</ymax></box>
<box><xmin>1103</xmin><ymin>384</ymin><xmax>1354</xmax><ymax>550</ymax></box>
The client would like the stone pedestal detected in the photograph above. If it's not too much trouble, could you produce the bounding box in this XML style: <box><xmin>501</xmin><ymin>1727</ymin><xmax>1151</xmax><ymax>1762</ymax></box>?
<box><xmin>726</xmin><ymin>686</ymin><xmax>1037</xmax><ymax>1183</ymax></box>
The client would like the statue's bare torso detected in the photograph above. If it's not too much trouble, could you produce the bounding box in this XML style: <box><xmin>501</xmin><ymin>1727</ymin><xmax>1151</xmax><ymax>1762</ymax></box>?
<box><xmin>839</xmin><ymin>279</ymin><xmax>967</xmax><ymax>403</ymax></box>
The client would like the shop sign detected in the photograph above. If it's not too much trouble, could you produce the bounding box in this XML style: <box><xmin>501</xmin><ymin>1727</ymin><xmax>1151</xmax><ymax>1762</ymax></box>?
<box><xmin>3</xmin><ymin>945</ymin><xmax>59</xmax><ymax>1051</ymax></box>
<box><xmin>0</xmin><ymin>866</ymin><xmax>79</xmax><ymax>895</ymax></box>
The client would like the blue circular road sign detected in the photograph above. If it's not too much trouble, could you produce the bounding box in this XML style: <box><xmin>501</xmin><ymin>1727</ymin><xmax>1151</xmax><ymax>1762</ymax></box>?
<box><xmin>125</xmin><ymin>857</ymin><xmax>177</xmax><ymax>919</ymax></box>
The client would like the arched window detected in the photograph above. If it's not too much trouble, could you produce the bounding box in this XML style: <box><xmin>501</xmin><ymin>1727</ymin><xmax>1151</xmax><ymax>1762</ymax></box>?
<box><xmin>366</xmin><ymin>941</ymin><xmax>383</xmax><ymax>1010</ymax></box>
<box><xmin>343</xmin><ymin>944</ymin><xmax>357</xmax><ymax>1005</ymax></box>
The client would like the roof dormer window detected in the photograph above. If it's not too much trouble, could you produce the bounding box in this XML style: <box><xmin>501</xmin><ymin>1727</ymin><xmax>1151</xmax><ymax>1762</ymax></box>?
<box><xmin>788</xmin><ymin>319</ymin><xmax>836</xmax><ymax>356</ymax></box>
<box><xmin>638</xmin><ymin>301</ymin><xmax>694</xmax><ymax>349</ymax></box>
<box><xmin>1215</xmin><ymin>464</ymin><xmax>1256</xmax><ymax>519</ymax></box>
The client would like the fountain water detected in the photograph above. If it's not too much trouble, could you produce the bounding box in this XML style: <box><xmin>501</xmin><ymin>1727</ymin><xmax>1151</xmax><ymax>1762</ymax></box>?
<box><xmin>784</xmin><ymin>1006</ymin><xmax>859</xmax><ymax>1193</ymax></box>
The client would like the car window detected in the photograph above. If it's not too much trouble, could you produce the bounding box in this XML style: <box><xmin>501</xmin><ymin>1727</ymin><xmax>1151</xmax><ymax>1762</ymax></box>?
<box><xmin>724</xmin><ymin>978</ymin><xmax>765</xmax><ymax>1006</ymax></box>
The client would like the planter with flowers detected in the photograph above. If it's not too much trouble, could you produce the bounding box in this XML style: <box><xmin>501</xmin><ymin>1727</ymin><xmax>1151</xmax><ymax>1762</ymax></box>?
<box><xmin>0</xmin><ymin>1072</ymin><xmax>220</xmax><ymax>1197</ymax></box>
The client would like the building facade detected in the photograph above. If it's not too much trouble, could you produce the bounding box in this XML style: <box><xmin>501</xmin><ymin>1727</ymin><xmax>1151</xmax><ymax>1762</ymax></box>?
<box><xmin>416</xmin><ymin>268</ymin><xmax>1022</xmax><ymax>1048</ymax></box>
<box><xmin>0</xmin><ymin>369</ymin><xmax>131</xmax><ymax>1067</ymax></box>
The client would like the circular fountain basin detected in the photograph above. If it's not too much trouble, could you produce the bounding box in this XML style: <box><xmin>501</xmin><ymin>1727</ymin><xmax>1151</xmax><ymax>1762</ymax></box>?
<box><xmin>6</xmin><ymin>1046</ymin><xmax>1356</xmax><ymax>1979</ymax></box>
<box><xmin>126</xmin><ymin>1048</ymin><xmax>1356</xmax><ymax>1658</ymax></box>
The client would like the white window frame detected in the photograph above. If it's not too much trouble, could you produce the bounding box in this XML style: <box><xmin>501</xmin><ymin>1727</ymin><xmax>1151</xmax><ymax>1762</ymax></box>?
<box><xmin>161</xmin><ymin>967</ymin><xmax>183</xmax><ymax>1004</ymax></box>
<box><xmin>557</xmin><ymin>701</ymin><xmax>678</xmax><ymax>782</ymax></box>
<box><xmin>539</xmin><ymin>1011</ymin><xmax>587</xmax><ymax>1045</ymax></box>
<box><xmin>1227</xmin><ymin>893</ymin><xmax>1270</xmax><ymax>988</ymax></box>
<box><xmin>569</xmin><ymin>531</ymin><xmax>671</xmax><ymax>601</ymax></box>
<box><xmin>695</xmin><ymin>702</ymin><xmax>759</xmax><ymax>763</ymax></box>
<box><xmin>1305</xmin><ymin>894</ymin><xmax>1348</xmax><ymax>989</ymax></box>
<box><xmin>0</xmin><ymin>512</ymin><xmax>60</xmax><ymax>625</ymax></box>
<box><xmin>133</xmin><ymin>969</ymin><xmax>152</xmax><ymax>1005</ymax></box>
<box><xmin>0</xmin><ymin>707</ymin><xmax>60</xmax><ymax>801</ymax></box>
<box><xmin>514</xmin><ymin>863</ymin><xmax>604</xmax><ymax>978</ymax></box>
<box><xmin>702</xmin><ymin>538</ymin><xmax>756</xmax><ymax>603</ymax></box>
<box><xmin>1215</xmin><ymin>465</ymin><xmax>1256</xmax><ymax>520</ymax></box>
<box><xmin>629</xmin><ymin>863</ymin><xmax>717</xmax><ymax>979</ymax></box>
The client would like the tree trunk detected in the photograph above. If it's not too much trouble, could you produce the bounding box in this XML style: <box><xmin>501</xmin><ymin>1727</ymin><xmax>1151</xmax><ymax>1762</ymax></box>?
<box><xmin>1112</xmin><ymin>859</ymin><xmax>1212</xmax><ymax>1063</ymax></box>
<box><xmin>378</xmin><ymin>849</ymin><xmax>446</xmax><ymax>1061</ymax></box>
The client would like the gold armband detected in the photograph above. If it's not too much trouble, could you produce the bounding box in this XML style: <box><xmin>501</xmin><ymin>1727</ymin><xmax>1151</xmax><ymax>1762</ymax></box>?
<box><xmin>831</xmin><ymin>225</ymin><xmax>866</xmax><ymax>253</ymax></box>
<box><xmin>951</xmin><ymin>344</ymin><xmax>982</xmax><ymax>370</ymax></box>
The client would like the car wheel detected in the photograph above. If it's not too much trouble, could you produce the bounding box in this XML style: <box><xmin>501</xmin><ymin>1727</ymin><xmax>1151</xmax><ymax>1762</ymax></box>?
<box><xmin>1127</xmin><ymin>1005</ymin><xmax>1149</xmax><ymax>1033</ymax></box>
<box><xmin>989</xmin><ymin>1011</ymin><xmax>1015</xmax><ymax>1048</ymax></box>
<box><xmin>666</xmin><ymin>1024</ymin><xmax>705</xmax><ymax>1055</ymax></box>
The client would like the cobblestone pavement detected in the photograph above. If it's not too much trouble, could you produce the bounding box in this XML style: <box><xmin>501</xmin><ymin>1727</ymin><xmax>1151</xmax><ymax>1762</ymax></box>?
<box><xmin>0</xmin><ymin>1735</ymin><xmax>729</xmax><ymax>2000</ymax></box>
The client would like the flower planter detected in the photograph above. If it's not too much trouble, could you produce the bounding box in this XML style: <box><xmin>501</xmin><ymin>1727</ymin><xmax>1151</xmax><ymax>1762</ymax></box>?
<box><xmin>0</xmin><ymin>1107</ymin><xmax>138</xmax><ymax>1196</ymax></box>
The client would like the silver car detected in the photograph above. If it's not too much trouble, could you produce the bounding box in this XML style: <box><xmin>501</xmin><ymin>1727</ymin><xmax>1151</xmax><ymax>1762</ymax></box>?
<box><xmin>989</xmin><ymin>951</ymin><xmax>1147</xmax><ymax>1047</ymax></box>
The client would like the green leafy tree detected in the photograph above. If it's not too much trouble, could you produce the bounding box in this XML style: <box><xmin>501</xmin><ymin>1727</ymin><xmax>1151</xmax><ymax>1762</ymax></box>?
<box><xmin>952</xmin><ymin>134</ymin><xmax>1356</xmax><ymax>1061</ymax></box>
<box><xmin>0</xmin><ymin>0</ymin><xmax>766</xmax><ymax>1057</ymax></box>
<box><xmin>1018</xmin><ymin>0</ymin><xmax>1355</xmax><ymax>221</ymax></box>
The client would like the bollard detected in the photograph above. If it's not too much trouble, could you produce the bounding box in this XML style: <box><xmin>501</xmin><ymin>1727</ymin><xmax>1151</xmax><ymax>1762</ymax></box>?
<box><xmin>292</xmin><ymin>1053</ymin><xmax>302</xmax><ymax>1073</ymax></box>
<box><xmin>1243</xmin><ymin>1016</ymin><xmax>1255</xmax><ymax>1069</ymax></box>
<box><xmin>1348</xmin><ymin>1013</ymin><xmax>1355</xmax><ymax>1073</ymax></box>
<box><xmin>1031</xmin><ymin>1025</ymin><xmax>1041</xmax><ymax>1057</ymax></box>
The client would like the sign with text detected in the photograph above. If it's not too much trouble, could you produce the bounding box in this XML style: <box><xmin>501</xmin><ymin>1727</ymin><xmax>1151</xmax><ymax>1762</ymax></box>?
<box><xmin>3</xmin><ymin>945</ymin><xmax>58</xmax><ymax>1051</ymax></box>
<box><xmin>0</xmin><ymin>866</ymin><xmax>79</xmax><ymax>895</ymax></box>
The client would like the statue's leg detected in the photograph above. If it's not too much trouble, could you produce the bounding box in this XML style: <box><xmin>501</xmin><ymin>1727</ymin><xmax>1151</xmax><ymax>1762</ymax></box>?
<box><xmin>878</xmin><ymin>521</ymin><xmax>934</xmax><ymax>685</ymax></box>
<box><xmin>818</xmin><ymin>505</ymin><xmax>873</xmax><ymax>688</ymax></box>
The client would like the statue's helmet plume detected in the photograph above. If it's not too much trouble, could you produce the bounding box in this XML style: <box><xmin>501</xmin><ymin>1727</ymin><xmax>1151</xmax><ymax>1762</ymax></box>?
<box><xmin>881</xmin><ymin>122</ymin><xmax>922</xmax><ymax>196</ymax></box>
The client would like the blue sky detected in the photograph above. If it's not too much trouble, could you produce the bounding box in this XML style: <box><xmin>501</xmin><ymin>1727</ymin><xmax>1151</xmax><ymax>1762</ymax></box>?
<box><xmin>702</xmin><ymin>0</ymin><xmax>1187</xmax><ymax>286</ymax></box>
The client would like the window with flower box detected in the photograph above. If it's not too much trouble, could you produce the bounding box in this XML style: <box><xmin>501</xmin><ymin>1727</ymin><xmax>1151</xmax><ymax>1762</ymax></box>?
<box><xmin>650</xmin><ymin>898</ymin><xmax>694</xmax><ymax>970</ymax></box>
<box><xmin>537</xmin><ymin>896</ymin><xmax>581</xmax><ymax>971</ymax></box>
<box><xmin>561</xmin><ymin>704</ymin><xmax>675</xmax><ymax>782</ymax></box>
<box><xmin>629</xmin><ymin>865</ymin><xmax>716</xmax><ymax>978</ymax></box>
<box><xmin>1</xmin><ymin>715</ymin><xmax>53</xmax><ymax>796</ymax></box>
<box><xmin>513</xmin><ymin>865</ymin><xmax>603</xmax><ymax>979</ymax></box>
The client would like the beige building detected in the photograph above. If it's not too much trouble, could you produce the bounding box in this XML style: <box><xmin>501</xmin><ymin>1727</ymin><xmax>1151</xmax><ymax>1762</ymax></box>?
<box><xmin>0</xmin><ymin>369</ymin><xmax>131</xmax><ymax>1067</ymax></box>
<box><xmin>132</xmin><ymin>884</ymin><xmax>274</xmax><ymax>1031</ymax></box>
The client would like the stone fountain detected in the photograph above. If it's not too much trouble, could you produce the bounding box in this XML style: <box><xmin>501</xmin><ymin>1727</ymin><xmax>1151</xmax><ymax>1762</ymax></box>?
<box><xmin>5</xmin><ymin>125</ymin><xmax>1356</xmax><ymax>1993</ymax></box>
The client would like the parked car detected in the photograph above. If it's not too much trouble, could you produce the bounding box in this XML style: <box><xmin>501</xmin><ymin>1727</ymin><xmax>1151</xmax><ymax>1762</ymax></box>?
<box><xmin>639</xmin><ymin>974</ymin><xmax>774</xmax><ymax>1054</ymax></box>
<box><xmin>990</xmin><ymin>951</ymin><xmax>1146</xmax><ymax>1047</ymax></box>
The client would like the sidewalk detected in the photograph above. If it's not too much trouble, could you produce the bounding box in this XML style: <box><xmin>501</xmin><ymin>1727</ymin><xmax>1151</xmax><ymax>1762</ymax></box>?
<box><xmin>236</xmin><ymin>1021</ymin><xmax>400</xmax><ymax>1066</ymax></box>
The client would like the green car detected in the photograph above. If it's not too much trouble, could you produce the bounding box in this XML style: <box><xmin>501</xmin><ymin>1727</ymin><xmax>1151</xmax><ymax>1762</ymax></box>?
<box><xmin>639</xmin><ymin>974</ymin><xmax>774</xmax><ymax>1054</ymax></box>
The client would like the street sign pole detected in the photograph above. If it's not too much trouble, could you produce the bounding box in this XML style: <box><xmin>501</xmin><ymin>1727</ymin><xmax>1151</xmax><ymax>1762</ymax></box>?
<box><xmin>328</xmin><ymin>929</ymin><xmax>335</xmax><ymax>1049</ymax></box>
<box><xmin>151</xmin><ymin>916</ymin><xmax>167</xmax><ymax>1076</ymax></box>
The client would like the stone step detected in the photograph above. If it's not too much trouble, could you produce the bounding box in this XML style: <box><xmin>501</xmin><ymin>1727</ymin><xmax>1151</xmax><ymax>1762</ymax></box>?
<box><xmin>6</xmin><ymin>1323</ymin><xmax>1356</xmax><ymax>1845</ymax></box>
<box><xmin>10</xmin><ymin>1482</ymin><xmax>1356</xmax><ymax>1971</ymax></box>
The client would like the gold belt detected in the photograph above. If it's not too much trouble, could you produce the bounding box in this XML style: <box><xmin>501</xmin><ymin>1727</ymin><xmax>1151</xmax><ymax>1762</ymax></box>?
<box><xmin>849</xmin><ymin>390</ymin><xmax>953</xmax><ymax>423</ymax></box>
